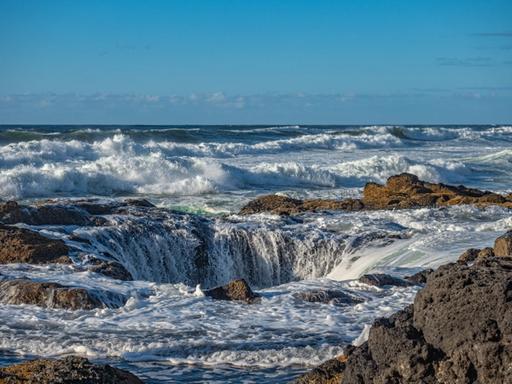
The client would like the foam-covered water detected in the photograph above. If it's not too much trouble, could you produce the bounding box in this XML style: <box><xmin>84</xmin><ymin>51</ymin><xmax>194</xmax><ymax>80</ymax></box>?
<box><xmin>0</xmin><ymin>125</ymin><xmax>511</xmax><ymax>382</ymax></box>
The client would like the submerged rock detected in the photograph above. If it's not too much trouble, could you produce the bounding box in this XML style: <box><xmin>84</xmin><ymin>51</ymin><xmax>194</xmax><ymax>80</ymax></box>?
<box><xmin>0</xmin><ymin>279</ymin><xmax>102</xmax><ymax>310</ymax></box>
<box><xmin>299</xmin><ymin>249</ymin><xmax>512</xmax><ymax>383</ymax></box>
<box><xmin>0</xmin><ymin>225</ymin><xmax>71</xmax><ymax>264</ymax></box>
<box><xmin>358</xmin><ymin>273</ymin><xmax>412</xmax><ymax>287</ymax></box>
<box><xmin>294</xmin><ymin>290</ymin><xmax>364</xmax><ymax>306</ymax></box>
<box><xmin>203</xmin><ymin>278</ymin><xmax>260</xmax><ymax>303</ymax></box>
<box><xmin>240</xmin><ymin>173</ymin><xmax>512</xmax><ymax>215</ymax></box>
<box><xmin>0</xmin><ymin>356</ymin><xmax>143</xmax><ymax>383</ymax></box>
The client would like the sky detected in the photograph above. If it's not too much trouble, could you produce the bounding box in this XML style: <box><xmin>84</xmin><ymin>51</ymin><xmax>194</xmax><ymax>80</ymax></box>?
<box><xmin>0</xmin><ymin>0</ymin><xmax>511</xmax><ymax>124</ymax></box>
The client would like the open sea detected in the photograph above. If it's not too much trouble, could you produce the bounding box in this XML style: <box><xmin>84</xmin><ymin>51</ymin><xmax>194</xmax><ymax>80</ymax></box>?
<box><xmin>0</xmin><ymin>125</ymin><xmax>511</xmax><ymax>382</ymax></box>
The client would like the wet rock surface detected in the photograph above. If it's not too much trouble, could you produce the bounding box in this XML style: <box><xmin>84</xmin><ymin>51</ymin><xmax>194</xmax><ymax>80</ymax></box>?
<box><xmin>0</xmin><ymin>356</ymin><xmax>144</xmax><ymax>383</ymax></box>
<box><xmin>299</xmin><ymin>253</ymin><xmax>512</xmax><ymax>384</ymax></box>
<box><xmin>0</xmin><ymin>279</ymin><xmax>102</xmax><ymax>310</ymax></box>
<box><xmin>294</xmin><ymin>290</ymin><xmax>364</xmax><ymax>306</ymax></box>
<box><xmin>358</xmin><ymin>273</ymin><xmax>413</xmax><ymax>287</ymax></box>
<box><xmin>203</xmin><ymin>278</ymin><xmax>261</xmax><ymax>303</ymax></box>
<box><xmin>0</xmin><ymin>225</ymin><xmax>71</xmax><ymax>264</ymax></box>
<box><xmin>240</xmin><ymin>173</ymin><xmax>512</xmax><ymax>215</ymax></box>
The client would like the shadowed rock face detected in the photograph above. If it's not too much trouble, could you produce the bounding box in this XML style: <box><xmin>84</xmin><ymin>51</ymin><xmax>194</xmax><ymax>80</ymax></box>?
<box><xmin>0</xmin><ymin>356</ymin><xmax>144</xmax><ymax>383</ymax></box>
<box><xmin>203</xmin><ymin>279</ymin><xmax>261</xmax><ymax>303</ymax></box>
<box><xmin>0</xmin><ymin>279</ymin><xmax>102</xmax><ymax>310</ymax></box>
<box><xmin>295</xmin><ymin>256</ymin><xmax>512</xmax><ymax>384</ymax></box>
<box><xmin>240</xmin><ymin>173</ymin><xmax>512</xmax><ymax>215</ymax></box>
<box><xmin>0</xmin><ymin>225</ymin><xmax>70</xmax><ymax>264</ymax></box>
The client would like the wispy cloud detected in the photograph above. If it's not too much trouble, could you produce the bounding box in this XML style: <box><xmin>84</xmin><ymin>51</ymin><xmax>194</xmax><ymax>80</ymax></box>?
<box><xmin>436</xmin><ymin>57</ymin><xmax>494</xmax><ymax>67</ymax></box>
<box><xmin>1</xmin><ymin>91</ymin><xmax>512</xmax><ymax>124</ymax></box>
<box><xmin>472</xmin><ymin>31</ymin><xmax>512</xmax><ymax>37</ymax></box>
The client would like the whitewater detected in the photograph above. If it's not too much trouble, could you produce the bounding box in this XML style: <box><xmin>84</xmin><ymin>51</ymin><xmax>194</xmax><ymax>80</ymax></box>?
<box><xmin>0</xmin><ymin>125</ymin><xmax>511</xmax><ymax>382</ymax></box>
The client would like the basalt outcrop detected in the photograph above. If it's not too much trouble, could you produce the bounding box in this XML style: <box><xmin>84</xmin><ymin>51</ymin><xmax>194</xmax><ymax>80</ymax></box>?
<box><xmin>0</xmin><ymin>225</ymin><xmax>71</xmax><ymax>264</ymax></box>
<box><xmin>241</xmin><ymin>173</ymin><xmax>512</xmax><ymax>215</ymax></box>
<box><xmin>0</xmin><ymin>356</ymin><xmax>144</xmax><ymax>383</ymax></box>
<box><xmin>294</xmin><ymin>235</ymin><xmax>512</xmax><ymax>384</ymax></box>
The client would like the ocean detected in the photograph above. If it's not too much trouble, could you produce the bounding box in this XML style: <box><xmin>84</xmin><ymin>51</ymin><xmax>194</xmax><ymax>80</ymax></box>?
<box><xmin>0</xmin><ymin>125</ymin><xmax>511</xmax><ymax>382</ymax></box>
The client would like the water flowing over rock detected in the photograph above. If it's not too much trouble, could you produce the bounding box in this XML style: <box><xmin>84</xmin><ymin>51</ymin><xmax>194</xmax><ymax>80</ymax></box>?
<box><xmin>0</xmin><ymin>225</ymin><xmax>70</xmax><ymax>264</ymax></box>
<box><xmin>240</xmin><ymin>173</ymin><xmax>512</xmax><ymax>215</ymax></box>
<box><xmin>76</xmin><ymin>212</ymin><xmax>370</xmax><ymax>288</ymax></box>
<box><xmin>0</xmin><ymin>356</ymin><xmax>143</xmax><ymax>383</ymax></box>
<box><xmin>203</xmin><ymin>278</ymin><xmax>260</xmax><ymax>303</ymax></box>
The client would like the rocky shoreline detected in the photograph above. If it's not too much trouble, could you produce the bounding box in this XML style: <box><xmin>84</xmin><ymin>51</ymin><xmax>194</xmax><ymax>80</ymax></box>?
<box><xmin>294</xmin><ymin>233</ymin><xmax>512</xmax><ymax>383</ymax></box>
<box><xmin>0</xmin><ymin>173</ymin><xmax>511</xmax><ymax>383</ymax></box>
<box><xmin>240</xmin><ymin>173</ymin><xmax>512</xmax><ymax>215</ymax></box>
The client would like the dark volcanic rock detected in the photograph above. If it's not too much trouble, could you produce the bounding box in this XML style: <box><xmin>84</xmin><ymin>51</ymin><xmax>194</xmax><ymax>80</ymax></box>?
<box><xmin>458</xmin><ymin>247</ymin><xmax>496</xmax><ymax>264</ymax></box>
<box><xmin>293</xmin><ymin>356</ymin><xmax>347</xmax><ymax>384</ymax></box>
<box><xmin>404</xmin><ymin>268</ymin><xmax>434</xmax><ymax>284</ymax></box>
<box><xmin>203</xmin><ymin>279</ymin><xmax>260</xmax><ymax>303</ymax></box>
<box><xmin>0</xmin><ymin>225</ymin><xmax>71</xmax><ymax>264</ymax></box>
<box><xmin>358</xmin><ymin>273</ymin><xmax>412</xmax><ymax>287</ymax></box>
<box><xmin>342</xmin><ymin>306</ymin><xmax>440</xmax><ymax>384</ymax></box>
<box><xmin>294</xmin><ymin>290</ymin><xmax>364</xmax><ymax>306</ymax></box>
<box><xmin>0</xmin><ymin>279</ymin><xmax>102</xmax><ymax>310</ymax></box>
<box><xmin>457</xmin><ymin>247</ymin><xmax>481</xmax><ymax>263</ymax></box>
<box><xmin>413</xmin><ymin>258</ymin><xmax>512</xmax><ymax>383</ymax></box>
<box><xmin>0</xmin><ymin>200</ymin><xmax>92</xmax><ymax>226</ymax></box>
<box><xmin>301</xmin><ymin>251</ymin><xmax>512</xmax><ymax>384</ymax></box>
<box><xmin>89</xmin><ymin>260</ymin><xmax>133</xmax><ymax>281</ymax></box>
<box><xmin>0</xmin><ymin>356</ymin><xmax>143</xmax><ymax>383</ymax></box>
<box><xmin>494</xmin><ymin>230</ymin><xmax>512</xmax><ymax>257</ymax></box>
<box><xmin>240</xmin><ymin>173</ymin><xmax>512</xmax><ymax>215</ymax></box>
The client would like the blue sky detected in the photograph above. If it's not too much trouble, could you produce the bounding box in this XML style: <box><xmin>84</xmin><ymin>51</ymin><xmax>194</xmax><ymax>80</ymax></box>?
<box><xmin>0</xmin><ymin>0</ymin><xmax>511</xmax><ymax>124</ymax></box>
